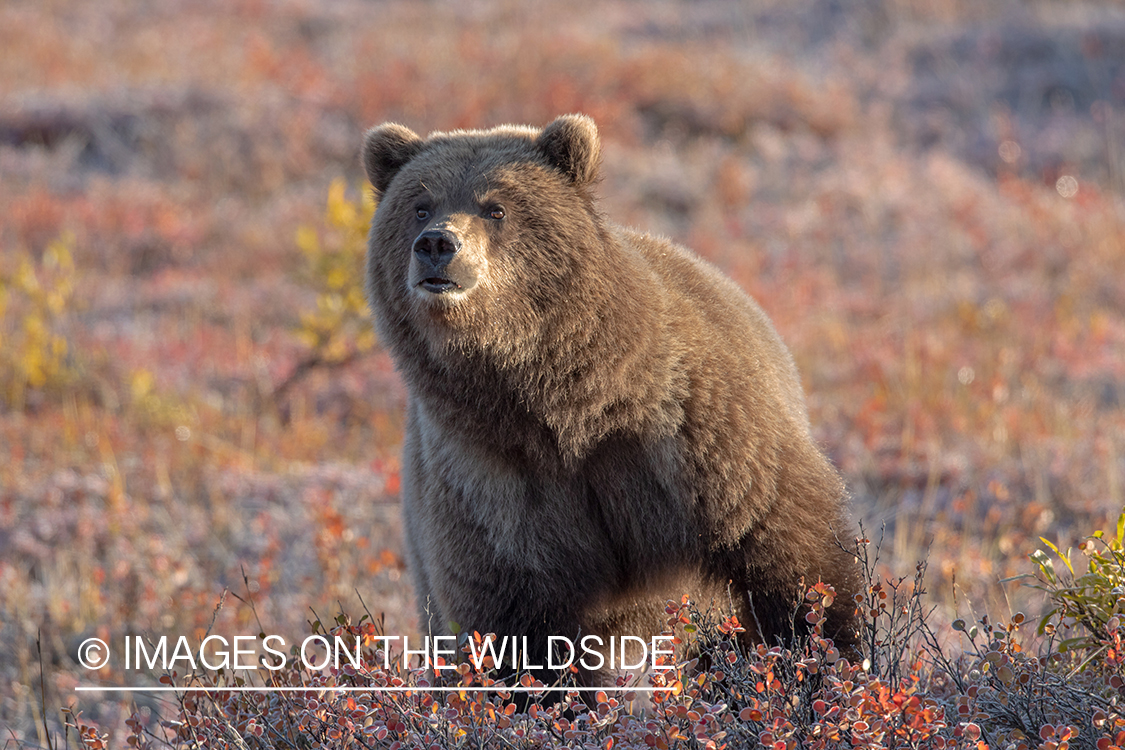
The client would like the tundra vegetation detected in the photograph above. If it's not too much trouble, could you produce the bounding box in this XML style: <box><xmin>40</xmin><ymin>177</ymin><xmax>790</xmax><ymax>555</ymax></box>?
<box><xmin>1</xmin><ymin>0</ymin><xmax>1123</xmax><ymax>747</ymax></box>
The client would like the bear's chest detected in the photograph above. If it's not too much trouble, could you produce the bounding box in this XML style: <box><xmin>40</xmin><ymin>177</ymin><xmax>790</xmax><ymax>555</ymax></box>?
<box><xmin>409</xmin><ymin>404</ymin><xmax>697</xmax><ymax>575</ymax></box>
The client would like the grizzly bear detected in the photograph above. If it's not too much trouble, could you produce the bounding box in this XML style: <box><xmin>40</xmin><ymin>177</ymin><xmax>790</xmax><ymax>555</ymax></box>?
<box><xmin>362</xmin><ymin>114</ymin><xmax>860</xmax><ymax>685</ymax></box>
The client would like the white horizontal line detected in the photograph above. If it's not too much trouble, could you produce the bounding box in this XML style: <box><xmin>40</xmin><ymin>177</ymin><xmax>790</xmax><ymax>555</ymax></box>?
<box><xmin>75</xmin><ymin>686</ymin><xmax>672</xmax><ymax>693</ymax></box>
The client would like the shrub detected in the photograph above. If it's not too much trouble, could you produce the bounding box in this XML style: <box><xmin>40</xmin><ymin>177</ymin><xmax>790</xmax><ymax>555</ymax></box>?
<box><xmin>64</xmin><ymin>521</ymin><xmax>1125</xmax><ymax>750</ymax></box>
<box><xmin>0</xmin><ymin>232</ymin><xmax>77</xmax><ymax>409</ymax></box>
<box><xmin>275</xmin><ymin>180</ymin><xmax>377</xmax><ymax>400</ymax></box>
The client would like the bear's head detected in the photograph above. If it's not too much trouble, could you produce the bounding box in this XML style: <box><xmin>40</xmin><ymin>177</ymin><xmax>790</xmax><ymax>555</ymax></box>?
<box><xmin>362</xmin><ymin>115</ymin><xmax>607</xmax><ymax>361</ymax></box>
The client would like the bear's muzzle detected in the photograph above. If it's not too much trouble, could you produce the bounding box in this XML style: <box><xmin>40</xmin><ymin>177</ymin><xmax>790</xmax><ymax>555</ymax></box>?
<box><xmin>411</xmin><ymin>228</ymin><xmax>473</xmax><ymax>295</ymax></box>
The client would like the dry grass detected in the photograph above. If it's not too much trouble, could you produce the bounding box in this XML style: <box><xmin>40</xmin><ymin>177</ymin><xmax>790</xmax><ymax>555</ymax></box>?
<box><xmin>1</xmin><ymin>0</ymin><xmax>1124</xmax><ymax>745</ymax></box>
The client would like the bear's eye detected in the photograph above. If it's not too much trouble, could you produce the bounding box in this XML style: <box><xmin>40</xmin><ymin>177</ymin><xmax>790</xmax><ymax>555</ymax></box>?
<box><xmin>487</xmin><ymin>206</ymin><xmax>506</xmax><ymax>221</ymax></box>
<box><xmin>415</xmin><ymin>207</ymin><xmax>430</xmax><ymax>221</ymax></box>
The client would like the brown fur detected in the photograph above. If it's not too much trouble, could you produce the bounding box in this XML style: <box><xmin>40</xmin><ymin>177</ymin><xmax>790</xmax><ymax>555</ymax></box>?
<box><xmin>362</xmin><ymin>114</ymin><xmax>860</xmax><ymax>682</ymax></box>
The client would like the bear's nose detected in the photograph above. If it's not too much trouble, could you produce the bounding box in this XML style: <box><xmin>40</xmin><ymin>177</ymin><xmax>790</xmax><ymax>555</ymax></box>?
<box><xmin>412</xmin><ymin>229</ymin><xmax>460</xmax><ymax>265</ymax></box>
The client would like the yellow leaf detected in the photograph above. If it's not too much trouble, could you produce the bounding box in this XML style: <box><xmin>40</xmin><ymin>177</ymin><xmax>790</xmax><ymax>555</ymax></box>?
<box><xmin>296</xmin><ymin>225</ymin><xmax>320</xmax><ymax>256</ymax></box>
<box><xmin>326</xmin><ymin>268</ymin><xmax>348</xmax><ymax>291</ymax></box>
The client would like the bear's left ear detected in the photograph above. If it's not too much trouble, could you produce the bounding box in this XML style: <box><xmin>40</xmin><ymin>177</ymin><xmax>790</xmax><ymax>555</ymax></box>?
<box><xmin>536</xmin><ymin>114</ymin><xmax>601</xmax><ymax>186</ymax></box>
<box><xmin>363</xmin><ymin>123</ymin><xmax>424</xmax><ymax>195</ymax></box>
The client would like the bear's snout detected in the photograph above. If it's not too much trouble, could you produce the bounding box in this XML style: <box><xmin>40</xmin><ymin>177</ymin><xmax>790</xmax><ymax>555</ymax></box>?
<box><xmin>412</xmin><ymin>229</ymin><xmax>466</xmax><ymax>295</ymax></box>
<box><xmin>409</xmin><ymin>227</ymin><xmax>484</xmax><ymax>299</ymax></box>
<box><xmin>413</xmin><ymin>229</ymin><xmax>460</xmax><ymax>265</ymax></box>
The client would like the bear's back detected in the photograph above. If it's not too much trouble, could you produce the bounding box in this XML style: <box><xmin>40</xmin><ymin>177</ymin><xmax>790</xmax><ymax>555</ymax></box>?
<box><xmin>613</xmin><ymin>225</ymin><xmax>812</xmax><ymax>436</ymax></box>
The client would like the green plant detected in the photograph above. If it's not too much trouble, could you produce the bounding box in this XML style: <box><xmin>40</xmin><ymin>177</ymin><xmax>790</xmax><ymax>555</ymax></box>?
<box><xmin>1030</xmin><ymin>511</ymin><xmax>1125</xmax><ymax>663</ymax></box>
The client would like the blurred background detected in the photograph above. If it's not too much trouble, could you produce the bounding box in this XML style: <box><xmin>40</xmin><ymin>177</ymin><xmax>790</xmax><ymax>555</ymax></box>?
<box><xmin>1</xmin><ymin>0</ymin><xmax>1123</xmax><ymax>743</ymax></box>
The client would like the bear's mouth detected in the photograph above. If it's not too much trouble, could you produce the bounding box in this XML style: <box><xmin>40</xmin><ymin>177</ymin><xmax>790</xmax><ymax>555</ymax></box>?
<box><xmin>419</xmin><ymin>277</ymin><xmax>462</xmax><ymax>294</ymax></box>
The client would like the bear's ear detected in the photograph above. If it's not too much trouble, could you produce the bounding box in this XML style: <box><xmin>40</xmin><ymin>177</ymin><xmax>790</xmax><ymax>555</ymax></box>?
<box><xmin>536</xmin><ymin>114</ymin><xmax>601</xmax><ymax>186</ymax></box>
<box><xmin>363</xmin><ymin>123</ymin><xmax>424</xmax><ymax>195</ymax></box>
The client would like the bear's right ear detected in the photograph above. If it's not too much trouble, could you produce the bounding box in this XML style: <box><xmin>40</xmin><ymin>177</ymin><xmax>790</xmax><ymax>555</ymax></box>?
<box><xmin>363</xmin><ymin>123</ymin><xmax>424</xmax><ymax>195</ymax></box>
<box><xmin>536</xmin><ymin>114</ymin><xmax>601</xmax><ymax>186</ymax></box>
